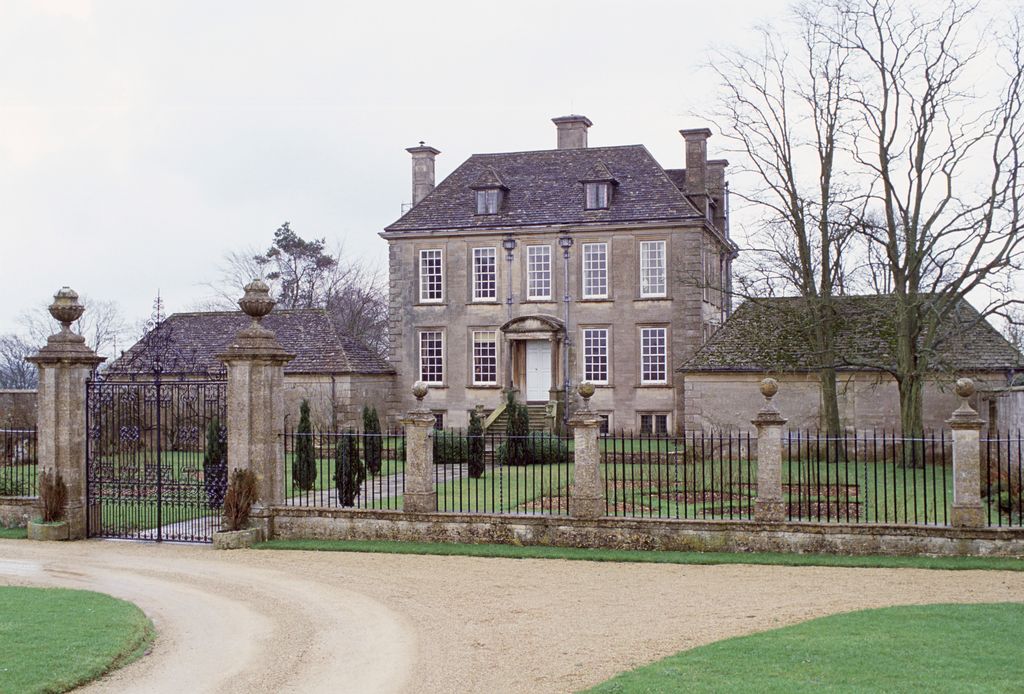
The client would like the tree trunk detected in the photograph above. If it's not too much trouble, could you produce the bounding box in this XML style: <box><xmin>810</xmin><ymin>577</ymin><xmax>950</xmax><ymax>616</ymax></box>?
<box><xmin>820</xmin><ymin>366</ymin><xmax>842</xmax><ymax>434</ymax></box>
<box><xmin>897</xmin><ymin>373</ymin><xmax>925</xmax><ymax>468</ymax></box>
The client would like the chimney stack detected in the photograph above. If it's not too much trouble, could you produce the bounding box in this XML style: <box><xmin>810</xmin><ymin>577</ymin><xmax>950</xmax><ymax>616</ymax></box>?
<box><xmin>552</xmin><ymin>115</ymin><xmax>592</xmax><ymax>150</ymax></box>
<box><xmin>707</xmin><ymin>158</ymin><xmax>730</xmax><ymax>236</ymax></box>
<box><xmin>407</xmin><ymin>142</ymin><xmax>440</xmax><ymax>206</ymax></box>
<box><xmin>680</xmin><ymin>128</ymin><xmax>712</xmax><ymax>215</ymax></box>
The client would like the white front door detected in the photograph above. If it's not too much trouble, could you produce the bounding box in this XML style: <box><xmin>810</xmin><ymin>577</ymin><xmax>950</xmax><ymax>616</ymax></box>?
<box><xmin>525</xmin><ymin>341</ymin><xmax>552</xmax><ymax>402</ymax></box>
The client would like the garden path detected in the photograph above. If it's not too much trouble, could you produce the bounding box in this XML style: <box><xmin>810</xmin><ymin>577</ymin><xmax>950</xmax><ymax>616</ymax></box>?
<box><xmin>2</xmin><ymin>539</ymin><xmax>1023</xmax><ymax>693</ymax></box>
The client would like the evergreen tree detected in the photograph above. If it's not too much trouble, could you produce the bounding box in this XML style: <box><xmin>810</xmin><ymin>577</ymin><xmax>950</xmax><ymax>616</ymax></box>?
<box><xmin>362</xmin><ymin>405</ymin><xmax>383</xmax><ymax>476</ymax></box>
<box><xmin>467</xmin><ymin>408</ymin><xmax>485</xmax><ymax>478</ymax></box>
<box><xmin>202</xmin><ymin>417</ymin><xmax>228</xmax><ymax>508</ymax></box>
<box><xmin>292</xmin><ymin>400</ymin><xmax>317</xmax><ymax>491</ymax></box>
<box><xmin>334</xmin><ymin>431</ymin><xmax>365</xmax><ymax>506</ymax></box>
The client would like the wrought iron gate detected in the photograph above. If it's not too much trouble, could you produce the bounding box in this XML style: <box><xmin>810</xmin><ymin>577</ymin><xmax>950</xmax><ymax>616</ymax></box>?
<box><xmin>85</xmin><ymin>377</ymin><xmax>228</xmax><ymax>543</ymax></box>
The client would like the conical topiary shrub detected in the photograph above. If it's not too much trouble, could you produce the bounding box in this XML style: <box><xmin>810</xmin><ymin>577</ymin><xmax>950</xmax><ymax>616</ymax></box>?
<box><xmin>293</xmin><ymin>400</ymin><xmax>317</xmax><ymax>491</ymax></box>
<box><xmin>505</xmin><ymin>391</ymin><xmax>530</xmax><ymax>467</ymax></box>
<box><xmin>362</xmin><ymin>405</ymin><xmax>383</xmax><ymax>476</ymax></box>
<box><xmin>468</xmin><ymin>408</ymin><xmax>485</xmax><ymax>478</ymax></box>
<box><xmin>203</xmin><ymin>417</ymin><xmax>228</xmax><ymax>508</ymax></box>
<box><xmin>334</xmin><ymin>431</ymin><xmax>365</xmax><ymax>507</ymax></box>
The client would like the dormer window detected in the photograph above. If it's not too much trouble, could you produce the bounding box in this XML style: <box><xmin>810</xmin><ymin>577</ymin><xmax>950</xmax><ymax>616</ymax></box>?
<box><xmin>585</xmin><ymin>182</ymin><xmax>610</xmax><ymax>210</ymax></box>
<box><xmin>476</xmin><ymin>188</ymin><xmax>502</xmax><ymax>215</ymax></box>
<box><xmin>470</xmin><ymin>166</ymin><xmax>508</xmax><ymax>216</ymax></box>
<box><xmin>579</xmin><ymin>161</ymin><xmax>618</xmax><ymax>211</ymax></box>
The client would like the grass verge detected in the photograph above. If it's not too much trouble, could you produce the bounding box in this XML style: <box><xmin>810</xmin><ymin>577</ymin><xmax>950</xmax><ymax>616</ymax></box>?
<box><xmin>584</xmin><ymin>602</ymin><xmax>1024</xmax><ymax>693</ymax></box>
<box><xmin>254</xmin><ymin>538</ymin><xmax>1024</xmax><ymax>571</ymax></box>
<box><xmin>0</xmin><ymin>587</ymin><xmax>154</xmax><ymax>694</ymax></box>
<box><xmin>0</xmin><ymin>526</ymin><xmax>27</xmax><ymax>539</ymax></box>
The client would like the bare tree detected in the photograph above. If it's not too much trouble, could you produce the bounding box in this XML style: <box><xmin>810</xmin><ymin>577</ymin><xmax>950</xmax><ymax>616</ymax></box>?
<box><xmin>828</xmin><ymin>0</ymin><xmax>1024</xmax><ymax>435</ymax></box>
<box><xmin>19</xmin><ymin>296</ymin><xmax>129</xmax><ymax>359</ymax></box>
<box><xmin>0</xmin><ymin>335</ymin><xmax>37</xmax><ymax>389</ymax></box>
<box><xmin>203</xmin><ymin>223</ymin><xmax>389</xmax><ymax>358</ymax></box>
<box><xmin>710</xmin><ymin>3</ymin><xmax>861</xmax><ymax>434</ymax></box>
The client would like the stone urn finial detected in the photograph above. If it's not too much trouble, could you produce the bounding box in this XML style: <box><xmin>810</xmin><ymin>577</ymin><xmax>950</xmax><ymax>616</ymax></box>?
<box><xmin>48</xmin><ymin>287</ymin><xmax>85</xmax><ymax>334</ymax></box>
<box><xmin>238</xmin><ymin>279</ymin><xmax>275</xmax><ymax>327</ymax></box>
<box><xmin>754</xmin><ymin>377</ymin><xmax>783</xmax><ymax>419</ymax></box>
<box><xmin>412</xmin><ymin>381</ymin><xmax>429</xmax><ymax>403</ymax></box>
<box><xmin>577</xmin><ymin>381</ymin><xmax>596</xmax><ymax>411</ymax></box>
<box><xmin>952</xmin><ymin>376</ymin><xmax>978</xmax><ymax>419</ymax></box>
<box><xmin>760</xmin><ymin>377</ymin><xmax>779</xmax><ymax>402</ymax></box>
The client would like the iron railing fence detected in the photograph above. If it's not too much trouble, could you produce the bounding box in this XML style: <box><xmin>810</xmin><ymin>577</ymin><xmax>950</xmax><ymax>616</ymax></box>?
<box><xmin>984</xmin><ymin>431</ymin><xmax>1024</xmax><ymax>527</ymax></box>
<box><xmin>282</xmin><ymin>428</ymin><xmax>405</xmax><ymax>510</ymax></box>
<box><xmin>601</xmin><ymin>430</ymin><xmax>755</xmax><ymax>520</ymax></box>
<box><xmin>1</xmin><ymin>427</ymin><xmax>37</xmax><ymax>497</ymax></box>
<box><xmin>433</xmin><ymin>428</ymin><xmax>573</xmax><ymax>515</ymax></box>
<box><xmin>784</xmin><ymin>431</ymin><xmax>951</xmax><ymax>526</ymax></box>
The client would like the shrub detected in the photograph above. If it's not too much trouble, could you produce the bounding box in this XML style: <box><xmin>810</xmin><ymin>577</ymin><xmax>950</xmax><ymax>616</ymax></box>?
<box><xmin>433</xmin><ymin>431</ymin><xmax>469</xmax><ymax>465</ymax></box>
<box><xmin>497</xmin><ymin>433</ymin><xmax>569</xmax><ymax>467</ymax></box>
<box><xmin>222</xmin><ymin>468</ymin><xmax>260</xmax><ymax>531</ymax></box>
<box><xmin>334</xmin><ymin>432</ymin><xmax>365</xmax><ymax>507</ymax></box>
<box><xmin>202</xmin><ymin>417</ymin><xmax>228</xmax><ymax>508</ymax></box>
<box><xmin>505</xmin><ymin>391</ymin><xmax>530</xmax><ymax>466</ymax></box>
<box><xmin>363</xmin><ymin>406</ymin><xmax>383</xmax><ymax>476</ymax></box>
<box><xmin>467</xmin><ymin>409</ymin><xmax>485</xmax><ymax>478</ymax></box>
<box><xmin>39</xmin><ymin>470</ymin><xmax>68</xmax><ymax>523</ymax></box>
<box><xmin>292</xmin><ymin>400</ymin><xmax>317</xmax><ymax>491</ymax></box>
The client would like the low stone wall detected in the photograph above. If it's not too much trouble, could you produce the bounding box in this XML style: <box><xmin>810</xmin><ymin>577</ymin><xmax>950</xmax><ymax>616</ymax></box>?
<box><xmin>268</xmin><ymin>506</ymin><xmax>1024</xmax><ymax>558</ymax></box>
<box><xmin>0</xmin><ymin>497</ymin><xmax>37</xmax><ymax>528</ymax></box>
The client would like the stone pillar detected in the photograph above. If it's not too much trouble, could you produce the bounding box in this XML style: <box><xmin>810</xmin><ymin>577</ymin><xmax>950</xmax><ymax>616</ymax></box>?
<box><xmin>401</xmin><ymin>382</ymin><xmax>436</xmax><ymax>513</ymax></box>
<box><xmin>26</xmin><ymin>288</ymin><xmax>106</xmax><ymax>540</ymax></box>
<box><xmin>570</xmin><ymin>382</ymin><xmax>605</xmax><ymax>519</ymax></box>
<box><xmin>752</xmin><ymin>378</ymin><xmax>787</xmax><ymax>523</ymax></box>
<box><xmin>949</xmin><ymin>377</ymin><xmax>985</xmax><ymax>528</ymax></box>
<box><xmin>216</xmin><ymin>281</ymin><xmax>295</xmax><ymax>535</ymax></box>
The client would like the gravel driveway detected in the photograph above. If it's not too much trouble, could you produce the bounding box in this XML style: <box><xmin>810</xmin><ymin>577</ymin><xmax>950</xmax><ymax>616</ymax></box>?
<box><xmin>1</xmin><ymin>539</ymin><xmax>1022</xmax><ymax>693</ymax></box>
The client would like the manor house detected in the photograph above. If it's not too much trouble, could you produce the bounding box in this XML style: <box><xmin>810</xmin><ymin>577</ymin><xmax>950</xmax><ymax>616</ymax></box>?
<box><xmin>382</xmin><ymin>116</ymin><xmax>735</xmax><ymax>432</ymax></box>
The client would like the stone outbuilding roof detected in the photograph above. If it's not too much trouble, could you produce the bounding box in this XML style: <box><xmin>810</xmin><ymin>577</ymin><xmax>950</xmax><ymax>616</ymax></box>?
<box><xmin>681</xmin><ymin>295</ymin><xmax>1023</xmax><ymax>375</ymax></box>
<box><xmin>108</xmin><ymin>309</ymin><xmax>393</xmax><ymax>376</ymax></box>
<box><xmin>384</xmin><ymin>145</ymin><xmax>703</xmax><ymax>233</ymax></box>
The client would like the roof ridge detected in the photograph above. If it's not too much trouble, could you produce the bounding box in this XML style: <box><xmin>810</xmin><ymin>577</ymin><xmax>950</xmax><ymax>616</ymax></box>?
<box><xmin>469</xmin><ymin>144</ymin><xmax>647</xmax><ymax>158</ymax></box>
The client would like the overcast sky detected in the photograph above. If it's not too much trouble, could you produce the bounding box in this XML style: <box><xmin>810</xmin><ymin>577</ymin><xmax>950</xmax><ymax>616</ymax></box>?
<box><xmin>2</xmin><ymin>0</ymin><xmax>807</xmax><ymax>337</ymax></box>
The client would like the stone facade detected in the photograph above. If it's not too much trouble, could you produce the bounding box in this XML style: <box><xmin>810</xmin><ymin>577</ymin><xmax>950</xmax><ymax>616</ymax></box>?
<box><xmin>281</xmin><ymin>373</ymin><xmax>395</xmax><ymax>430</ymax></box>
<box><xmin>682</xmin><ymin>371</ymin><xmax>1012</xmax><ymax>432</ymax></box>
<box><xmin>383</xmin><ymin>116</ymin><xmax>734</xmax><ymax>431</ymax></box>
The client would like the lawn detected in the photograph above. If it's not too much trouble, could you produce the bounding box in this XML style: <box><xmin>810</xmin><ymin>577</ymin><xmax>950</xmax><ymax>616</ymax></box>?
<box><xmin>0</xmin><ymin>587</ymin><xmax>153</xmax><ymax>694</ymax></box>
<box><xmin>254</xmin><ymin>538</ymin><xmax>1024</xmax><ymax>571</ymax></box>
<box><xmin>584</xmin><ymin>603</ymin><xmax>1024</xmax><ymax>693</ymax></box>
<box><xmin>435</xmin><ymin>462</ymin><xmax>574</xmax><ymax>514</ymax></box>
<box><xmin>0</xmin><ymin>526</ymin><xmax>27</xmax><ymax>539</ymax></box>
<box><xmin>0</xmin><ymin>463</ymin><xmax>37</xmax><ymax>497</ymax></box>
<box><xmin>601</xmin><ymin>457</ymin><xmax>961</xmax><ymax>524</ymax></box>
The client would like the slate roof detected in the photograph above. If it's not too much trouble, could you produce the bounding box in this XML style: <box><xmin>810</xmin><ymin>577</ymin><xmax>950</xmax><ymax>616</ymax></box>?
<box><xmin>682</xmin><ymin>295</ymin><xmax>1023</xmax><ymax>374</ymax></box>
<box><xmin>385</xmin><ymin>145</ymin><xmax>703</xmax><ymax>232</ymax></box>
<box><xmin>664</xmin><ymin>168</ymin><xmax>687</xmax><ymax>190</ymax></box>
<box><xmin>107</xmin><ymin>309</ymin><xmax>393</xmax><ymax>376</ymax></box>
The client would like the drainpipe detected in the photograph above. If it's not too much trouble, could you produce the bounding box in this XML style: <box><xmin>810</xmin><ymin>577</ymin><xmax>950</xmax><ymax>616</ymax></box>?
<box><xmin>502</xmin><ymin>235</ymin><xmax>517</xmax><ymax>392</ymax></box>
<box><xmin>559</xmin><ymin>234</ymin><xmax>574</xmax><ymax>430</ymax></box>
